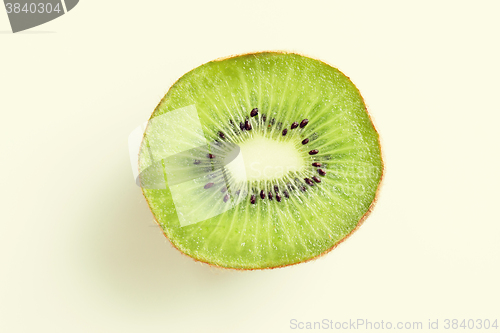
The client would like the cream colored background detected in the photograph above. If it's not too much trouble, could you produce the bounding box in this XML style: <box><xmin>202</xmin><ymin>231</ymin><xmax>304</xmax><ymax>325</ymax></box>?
<box><xmin>1</xmin><ymin>1</ymin><xmax>499</xmax><ymax>332</ymax></box>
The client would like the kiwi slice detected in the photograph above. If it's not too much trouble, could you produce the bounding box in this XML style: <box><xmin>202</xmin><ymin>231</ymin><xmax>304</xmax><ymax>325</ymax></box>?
<box><xmin>139</xmin><ymin>52</ymin><xmax>383</xmax><ymax>269</ymax></box>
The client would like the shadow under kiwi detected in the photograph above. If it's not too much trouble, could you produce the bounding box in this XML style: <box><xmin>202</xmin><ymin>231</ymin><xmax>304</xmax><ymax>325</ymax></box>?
<box><xmin>73</xmin><ymin>153</ymin><xmax>294</xmax><ymax>319</ymax></box>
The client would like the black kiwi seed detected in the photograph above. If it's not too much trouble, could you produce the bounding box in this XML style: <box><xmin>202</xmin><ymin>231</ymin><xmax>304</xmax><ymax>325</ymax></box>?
<box><xmin>240</xmin><ymin>122</ymin><xmax>245</xmax><ymax>131</ymax></box>
<box><xmin>304</xmin><ymin>178</ymin><xmax>314</xmax><ymax>186</ymax></box>
<box><xmin>274</xmin><ymin>185</ymin><xmax>279</xmax><ymax>193</ymax></box>
<box><xmin>287</xmin><ymin>183</ymin><xmax>294</xmax><ymax>191</ymax></box>
<box><xmin>312</xmin><ymin>162</ymin><xmax>321</xmax><ymax>167</ymax></box>
<box><xmin>318</xmin><ymin>169</ymin><xmax>327</xmax><ymax>176</ymax></box>
<box><xmin>302</xmin><ymin>138</ymin><xmax>309</xmax><ymax>145</ymax></box>
<box><xmin>204</xmin><ymin>182</ymin><xmax>214</xmax><ymax>189</ymax></box>
<box><xmin>312</xmin><ymin>176</ymin><xmax>321</xmax><ymax>183</ymax></box>
<box><xmin>300</xmin><ymin>186</ymin><xmax>307</xmax><ymax>192</ymax></box>
<box><xmin>221</xmin><ymin>187</ymin><xmax>227</xmax><ymax>193</ymax></box>
<box><xmin>268</xmin><ymin>191</ymin><xmax>273</xmax><ymax>200</ymax></box>
<box><xmin>309</xmin><ymin>149</ymin><xmax>319</xmax><ymax>155</ymax></box>
<box><xmin>283</xmin><ymin>190</ymin><xmax>290</xmax><ymax>198</ymax></box>
<box><xmin>276</xmin><ymin>193</ymin><xmax>282</xmax><ymax>202</ymax></box>
<box><xmin>207</xmin><ymin>153</ymin><xmax>215</xmax><ymax>159</ymax></box>
<box><xmin>245</xmin><ymin>120</ymin><xmax>252</xmax><ymax>130</ymax></box>
<box><xmin>250</xmin><ymin>195</ymin><xmax>256</xmax><ymax>204</ymax></box>
<box><xmin>300</xmin><ymin>119</ymin><xmax>309</xmax><ymax>128</ymax></box>
<box><xmin>291</xmin><ymin>122</ymin><xmax>299</xmax><ymax>129</ymax></box>
<box><xmin>250</xmin><ymin>108</ymin><xmax>259</xmax><ymax>117</ymax></box>
<box><xmin>262</xmin><ymin>114</ymin><xmax>267</xmax><ymax>122</ymax></box>
<box><xmin>282</xmin><ymin>128</ymin><xmax>288</xmax><ymax>136</ymax></box>
<box><xmin>223</xmin><ymin>194</ymin><xmax>229</xmax><ymax>202</ymax></box>
<box><xmin>218</xmin><ymin>131</ymin><xmax>225</xmax><ymax>139</ymax></box>
<box><xmin>194</xmin><ymin>159</ymin><xmax>201</xmax><ymax>165</ymax></box>
<box><xmin>270</xmin><ymin>118</ymin><xmax>275</xmax><ymax>126</ymax></box>
<box><xmin>260</xmin><ymin>190</ymin><xmax>265</xmax><ymax>199</ymax></box>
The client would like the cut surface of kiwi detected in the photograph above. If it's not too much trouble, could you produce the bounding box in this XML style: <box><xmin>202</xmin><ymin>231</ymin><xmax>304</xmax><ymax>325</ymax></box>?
<box><xmin>139</xmin><ymin>52</ymin><xmax>383</xmax><ymax>269</ymax></box>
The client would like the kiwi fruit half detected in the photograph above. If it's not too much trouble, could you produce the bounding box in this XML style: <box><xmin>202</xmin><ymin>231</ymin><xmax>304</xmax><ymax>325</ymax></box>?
<box><xmin>139</xmin><ymin>52</ymin><xmax>383</xmax><ymax>269</ymax></box>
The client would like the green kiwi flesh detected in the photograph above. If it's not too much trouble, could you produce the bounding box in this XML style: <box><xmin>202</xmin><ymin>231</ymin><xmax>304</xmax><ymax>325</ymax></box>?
<box><xmin>139</xmin><ymin>52</ymin><xmax>383</xmax><ymax>269</ymax></box>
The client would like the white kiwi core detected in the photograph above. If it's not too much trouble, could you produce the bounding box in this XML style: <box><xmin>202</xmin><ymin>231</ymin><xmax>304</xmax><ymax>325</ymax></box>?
<box><xmin>227</xmin><ymin>134</ymin><xmax>305</xmax><ymax>182</ymax></box>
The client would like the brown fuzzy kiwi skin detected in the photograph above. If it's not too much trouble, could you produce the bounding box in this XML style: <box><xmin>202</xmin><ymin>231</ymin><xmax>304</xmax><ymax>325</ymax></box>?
<box><xmin>140</xmin><ymin>51</ymin><xmax>385</xmax><ymax>271</ymax></box>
